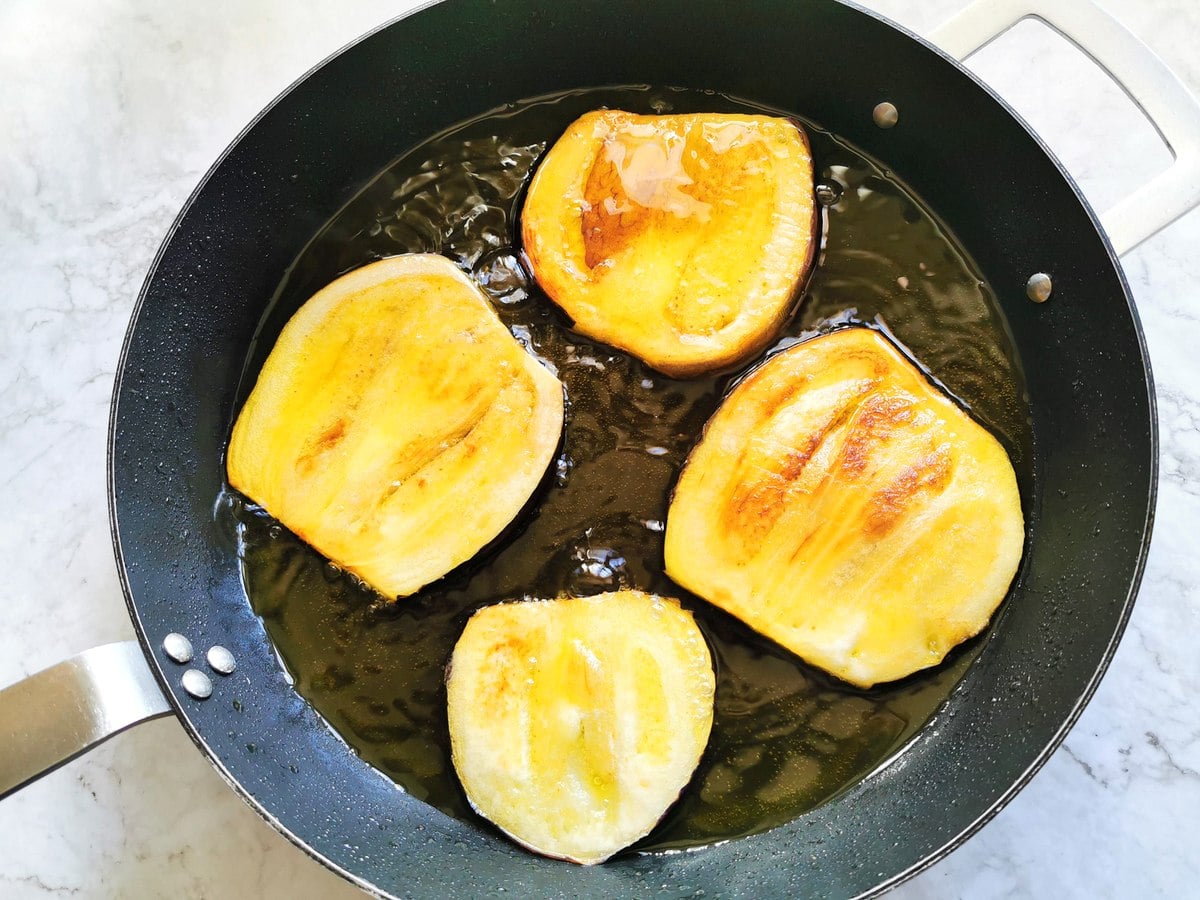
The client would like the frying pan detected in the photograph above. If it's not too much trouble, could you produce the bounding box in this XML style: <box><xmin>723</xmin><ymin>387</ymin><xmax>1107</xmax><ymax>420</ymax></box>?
<box><xmin>2</xmin><ymin>0</ymin><xmax>1198</xmax><ymax>895</ymax></box>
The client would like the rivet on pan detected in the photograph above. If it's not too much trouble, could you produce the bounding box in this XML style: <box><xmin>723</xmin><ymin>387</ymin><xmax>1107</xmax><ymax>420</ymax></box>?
<box><xmin>162</xmin><ymin>633</ymin><xmax>194</xmax><ymax>664</ymax></box>
<box><xmin>181</xmin><ymin>669</ymin><xmax>213</xmax><ymax>700</ymax></box>
<box><xmin>873</xmin><ymin>102</ymin><xmax>899</xmax><ymax>129</ymax></box>
<box><xmin>207</xmin><ymin>645</ymin><xmax>237</xmax><ymax>676</ymax></box>
<box><xmin>1027</xmin><ymin>272</ymin><xmax>1053</xmax><ymax>303</ymax></box>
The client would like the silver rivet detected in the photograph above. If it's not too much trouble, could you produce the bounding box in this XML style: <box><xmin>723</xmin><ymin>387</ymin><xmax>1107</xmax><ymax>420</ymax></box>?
<box><xmin>181</xmin><ymin>668</ymin><xmax>213</xmax><ymax>700</ymax></box>
<box><xmin>1027</xmin><ymin>272</ymin><xmax>1053</xmax><ymax>302</ymax></box>
<box><xmin>207</xmin><ymin>645</ymin><xmax>237</xmax><ymax>675</ymax></box>
<box><xmin>873</xmin><ymin>102</ymin><xmax>899</xmax><ymax>129</ymax></box>
<box><xmin>162</xmin><ymin>633</ymin><xmax>194</xmax><ymax>664</ymax></box>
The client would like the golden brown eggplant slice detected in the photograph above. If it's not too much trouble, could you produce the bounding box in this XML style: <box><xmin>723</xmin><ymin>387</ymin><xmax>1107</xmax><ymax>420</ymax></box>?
<box><xmin>227</xmin><ymin>254</ymin><xmax>564</xmax><ymax>599</ymax></box>
<box><xmin>522</xmin><ymin>110</ymin><xmax>816</xmax><ymax>377</ymax></box>
<box><xmin>446</xmin><ymin>590</ymin><xmax>715</xmax><ymax>865</ymax></box>
<box><xmin>664</xmin><ymin>328</ymin><xmax>1024</xmax><ymax>688</ymax></box>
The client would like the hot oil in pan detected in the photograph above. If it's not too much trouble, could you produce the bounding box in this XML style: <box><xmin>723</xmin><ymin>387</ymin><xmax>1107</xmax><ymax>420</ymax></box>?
<box><xmin>228</xmin><ymin>87</ymin><xmax>1033</xmax><ymax>853</ymax></box>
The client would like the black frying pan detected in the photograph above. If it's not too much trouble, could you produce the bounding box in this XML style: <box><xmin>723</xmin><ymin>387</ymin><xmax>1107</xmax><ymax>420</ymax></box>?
<box><xmin>3</xmin><ymin>0</ymin><xmax>1196</xmax><ymax>896</ymax></box>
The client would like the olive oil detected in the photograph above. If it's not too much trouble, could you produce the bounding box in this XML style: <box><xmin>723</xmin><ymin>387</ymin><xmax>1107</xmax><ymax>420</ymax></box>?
<box><xmin>227</xmin><ymin>86</ymin><xmax>1033</xmax><ymax>855</ymax></box>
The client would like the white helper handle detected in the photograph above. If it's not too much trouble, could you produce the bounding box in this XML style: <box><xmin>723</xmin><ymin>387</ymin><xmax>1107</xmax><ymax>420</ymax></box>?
<box><xmin>928</xmin><ymin>0</ymin><xmax>1200</xmax><ymax>257</ymax></box>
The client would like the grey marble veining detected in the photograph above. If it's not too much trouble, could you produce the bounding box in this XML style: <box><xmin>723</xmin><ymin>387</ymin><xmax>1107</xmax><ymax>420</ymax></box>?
<box><xmin>1</xmin><ymin>0</ymin><xmax>1197</xmax><ymax>896</ymax></box>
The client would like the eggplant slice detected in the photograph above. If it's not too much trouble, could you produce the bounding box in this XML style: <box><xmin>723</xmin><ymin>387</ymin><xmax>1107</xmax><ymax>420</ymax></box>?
<box><xmin>665</xmin><ymin>328</ymin><xmax>1024</xmax><ymax>688</ymax></box>
<box><xmin>522</xmin><ymin>110</ymin><xmax>816</xmax><ymax>377</ymax></box>
<box><xmin>227</xmin><ymin>254</ymin><xmax>564</xmax><ymax>599</ymax></box>
<box><xmin>447</xmin><ymin>591</ymin><xmax>715</xmax><ymax>865</ymax></box>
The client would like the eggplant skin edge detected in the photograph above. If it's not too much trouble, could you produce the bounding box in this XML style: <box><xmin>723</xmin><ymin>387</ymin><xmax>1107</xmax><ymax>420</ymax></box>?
<box><xmin>665</xmin><ymin>327</ymin><xmax>1025</xmax><ymax>689</ymax></box>
<box><xmin>523</xmin><ymin>110</ymin><xmax>817</xmax><ymax>378</ymax></box>
<box><xmin>446</xmin><ymin>591</ymin><xmax>715</xmax><ymax>865</ymax></box>
<box><xmin>226</xmin><ymin>253</ymin><xmax>565</xmax><ymax>600</ymax></box>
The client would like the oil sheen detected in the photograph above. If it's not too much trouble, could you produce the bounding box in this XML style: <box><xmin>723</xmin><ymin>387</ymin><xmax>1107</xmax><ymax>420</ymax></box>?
<box><xmin>226</xmin><ymin>86</ymin><xmax>1033</xmax><ymax>854</ymax></box>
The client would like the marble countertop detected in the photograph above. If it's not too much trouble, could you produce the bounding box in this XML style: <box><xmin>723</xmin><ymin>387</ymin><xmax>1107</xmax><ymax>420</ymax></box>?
<box><xmin>2</xmin><ymin>0</ymin><xmax>1197</xmax><ymax>896</ymax></box>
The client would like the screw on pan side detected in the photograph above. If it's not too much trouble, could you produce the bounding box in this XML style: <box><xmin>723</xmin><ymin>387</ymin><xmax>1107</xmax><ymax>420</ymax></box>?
<box><xmin>162</xmin><ymin>633</ymin><xmax>194</xmax><ymax>664</ymax></box>
<box><xmin>207</xmin><ymin>645</ymin><xmax>237</xmax><ymax>675</ymax></box>
<box><xmin>873</xmin><ymin>102</ymin><xmax>899</xmax><ymax>129</ymax></box>
<box><xmin>181</xmin><ymin>669</ymin><xmax>213</xmax><ymax>700</ymax></box>
<box><xmin>1027</xmin><ymin>272</ymin><xmax>1053</xmax><ymax>302</ymax></box>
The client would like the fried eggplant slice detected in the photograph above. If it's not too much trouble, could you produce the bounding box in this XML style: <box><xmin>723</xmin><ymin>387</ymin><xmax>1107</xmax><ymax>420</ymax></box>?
<box><xmin>227</xmin><ymin>254</ymin><xmax>564</xmax><ymax>599</ymax></box>
<box><xmin>446</xmin><ymin>590</ymin><xmax>715</xmax><ymax>865</ymax></box>
<box><xmin>665</xmin><ymin>328</ymin><xmax>1024</xmax><ymax>688</ymax></box>
<box><xmin>522</xmin><ymin>110</ymin><xmax>816</xmax><ymax>377</ymax></box>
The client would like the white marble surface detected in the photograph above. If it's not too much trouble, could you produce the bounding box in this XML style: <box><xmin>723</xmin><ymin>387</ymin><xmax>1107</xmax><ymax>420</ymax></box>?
<box><xmin>1</xmin><ymin>0</ymin><xmax>1197</xmax><ymax>896</ymax></box>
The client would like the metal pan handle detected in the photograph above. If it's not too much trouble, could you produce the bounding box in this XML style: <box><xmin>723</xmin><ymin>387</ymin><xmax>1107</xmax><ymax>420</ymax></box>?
<box><xmin>928</xmin><ymin>0</ymin><xmax>1200</xmax><ymax>257</ymax></box>
<box><xmin>0</xmin><ymin>642</ymin><xmax>171</xmax><ymax>798</ymax></box>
